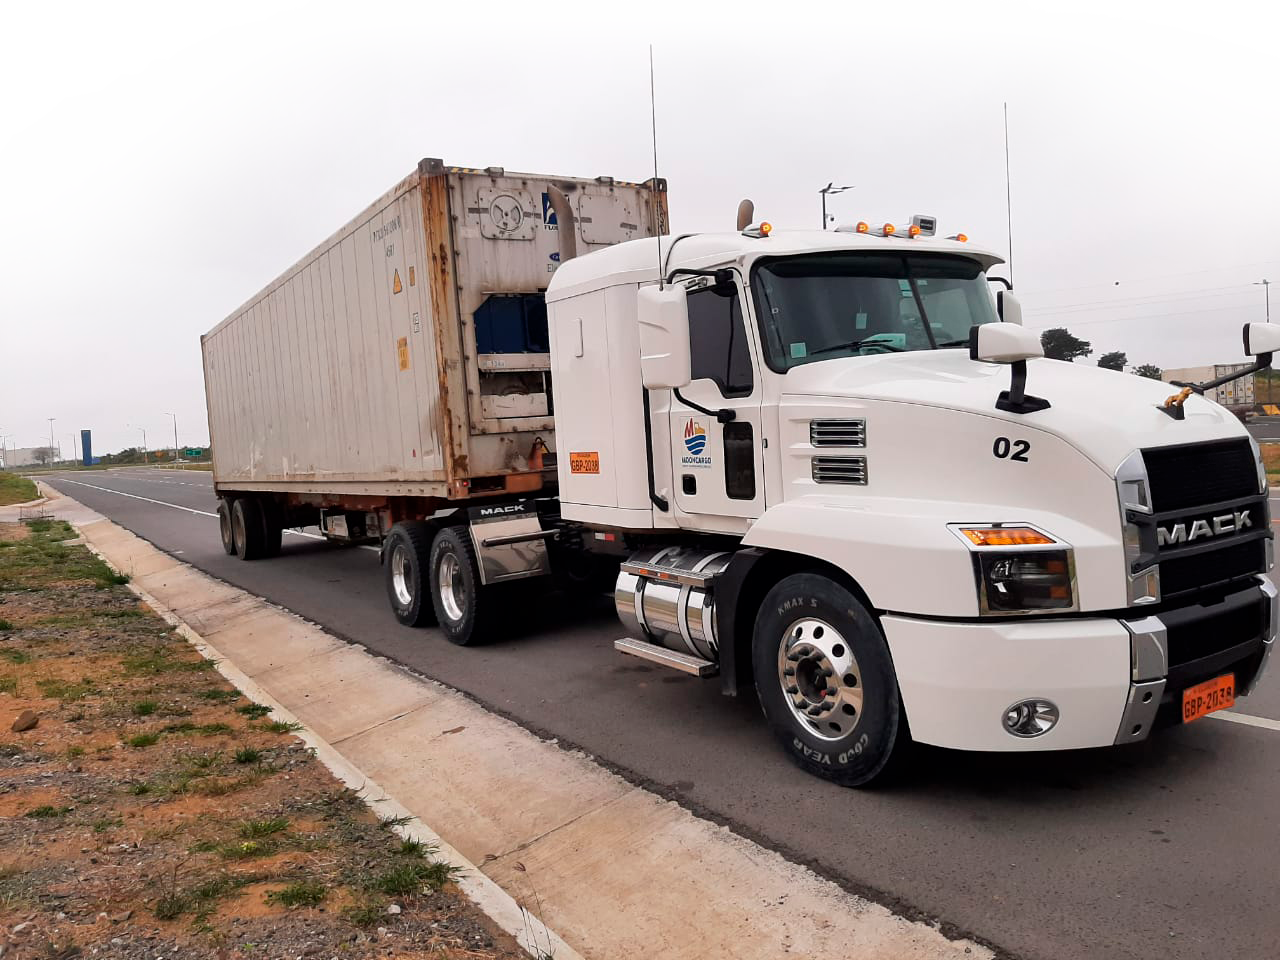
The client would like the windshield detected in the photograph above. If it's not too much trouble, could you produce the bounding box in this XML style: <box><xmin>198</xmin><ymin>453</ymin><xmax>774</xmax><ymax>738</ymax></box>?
<box><xmin>750</xmin><ymin>253</ymin><xmax>1000</xmax><ymax>371</ymax></box>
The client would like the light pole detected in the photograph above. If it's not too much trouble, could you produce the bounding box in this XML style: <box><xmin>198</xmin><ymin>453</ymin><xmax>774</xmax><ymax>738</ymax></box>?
<box><xmin>69</xmin><ymin>434</ymin><xmax>78</xmax><ymax>466</ymax></box>
<box><xmin>1256</xmin><ymin>280</ymin><xmax>1272</xmax><ymax>406</ymax></box>
<box><xmin>129</xmin><ymin>425</ymin><xmax>148</xmax><ymax>464</ymax></box>
<box><xmin>165</xmin><ymin>412</ymin><xmax>178</xmax><ymax>461</ymax></box>
<box><xmin>818</xmin><ymin>182</ymin><xmax>854</xmax><ymax>230</ymax></box>
<box><xmin>47</xmin><ymin>417</ymin><xmax>55</xmax><ymax>459</ymax></box>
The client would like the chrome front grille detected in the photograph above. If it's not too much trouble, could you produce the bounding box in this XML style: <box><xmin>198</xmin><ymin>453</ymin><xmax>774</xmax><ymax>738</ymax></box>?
<box><xmin>809</xmin><ymin>419</ymin><xmax>866</xmax><ymax>447</ymax></box>
<box><xmin>812</xmin><ymin>456</ymin><xmax>867</xmax><ymax>485</ymax></box>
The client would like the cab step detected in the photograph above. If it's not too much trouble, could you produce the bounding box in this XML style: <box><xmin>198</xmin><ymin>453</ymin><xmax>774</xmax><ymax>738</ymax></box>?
<box><xmin>614</xmin><ymin>637</ymin><xmax>718</xmax><ymax>677</ymax></box>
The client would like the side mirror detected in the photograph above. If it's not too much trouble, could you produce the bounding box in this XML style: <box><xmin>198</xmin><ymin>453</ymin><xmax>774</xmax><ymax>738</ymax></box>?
<box><xmin>996</xmin><ymin>290</ymin><xmax>1023</xmax><ymax>326</ymax></box>
<box><xmin>638</xmin><ymin>285</ymin><xmax>692</xmax><ymax>390</ymax></box>
<box><xmin>969</xmin><ymin>322</ymin><xmax>1043</xmax><ymax>364</ymax></box>
<box><xmin>1244</xmin><ymin>322</ymin><xmax>1280</xmax><ymax>359</ymax></box>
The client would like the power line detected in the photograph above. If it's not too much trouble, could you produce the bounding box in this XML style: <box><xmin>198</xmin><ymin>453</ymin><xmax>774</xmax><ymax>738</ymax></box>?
<box><xmin>1021</xmin><ymin>258</ymin><xmax>1280</xmax><ymax>299</ymax></box>
<box><xmin>1024</xmin><ymin>284</ymin><xmax>1256</xmax><ymax>317</ymax></box>
<box><xmin>1026</xmin><ymin>302</ymin><xmax>1259</xmax><ymax>330</ymax></box>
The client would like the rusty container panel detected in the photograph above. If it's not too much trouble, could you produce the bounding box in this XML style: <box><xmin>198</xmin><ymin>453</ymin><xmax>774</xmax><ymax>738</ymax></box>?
<box><xmin>202</xmin><ymin>160</ymin><xmax>665</xmax><ymax>501</ymax></box>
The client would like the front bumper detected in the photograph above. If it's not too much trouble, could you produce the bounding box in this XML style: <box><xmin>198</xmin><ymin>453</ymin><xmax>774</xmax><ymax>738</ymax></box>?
<box><xmin>882</xmin><ymin>576</ymin><xmax>1276</xmax><ymax>752</ymax></box>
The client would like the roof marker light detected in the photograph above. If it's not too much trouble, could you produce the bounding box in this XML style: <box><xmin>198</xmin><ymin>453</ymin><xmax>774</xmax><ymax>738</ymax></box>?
<box><xmin>760</xmin><ymin>221</ymin><xmax>772</xmax><ymax>236</ymax></box>
<box><xmin>948</xmin><ymin>233</ymin><xmax>969</xmax><ymax>242</ymax></box>
<box><xmin>908</xmin><ymin>224</ymin><xmax>922</xmax><ymax>238</ymax></box>
<box><xmin>883</xmin><ymin>223</ymin><xmax>896</xmax><ymax>236</ymax></box>
<box><xmin>856</xmin><ymin>221</ymin><xmax>870</xmax><ymax>234</ymax></box>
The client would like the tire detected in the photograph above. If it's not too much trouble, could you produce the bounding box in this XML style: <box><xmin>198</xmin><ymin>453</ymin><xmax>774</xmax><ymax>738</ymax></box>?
<box><xmin>428</xmin><ymin>526</ymin><xmax>491</xmax><ymax>645</ymax></box>
<box><xmin>231</xmin><ymin>497</ymin><xmax>265</xmax><ymax>561</ymax></box>
<box><xmin>217</xmin><ymin>499</ymin><xmax>237</xmax><ymax>556</ymax></box>
<box><xmin>384</xmin><ymin>521</ymin><xmax>437</xmax><ymax>628</ymax></box>
<box><xmin>751</xmin><ymin>573</ymin><xmax>907</xmax><ymax>787</ymax></box>
<box><xmin>260</xmin><ymin>498</ymin><xmax>283</xmax><ymax>558</ymax></box>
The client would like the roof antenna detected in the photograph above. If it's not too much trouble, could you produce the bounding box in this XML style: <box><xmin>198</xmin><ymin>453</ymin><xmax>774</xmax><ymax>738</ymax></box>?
<box><xmin>1004</xmin><ymin>101</ymin><xmax>1015</xmax><ymax>287</ymax></box>
<box><xmin>649</xmin><ymin>45</ymin><xmax>663</xmax><ymax>290</ymax></box>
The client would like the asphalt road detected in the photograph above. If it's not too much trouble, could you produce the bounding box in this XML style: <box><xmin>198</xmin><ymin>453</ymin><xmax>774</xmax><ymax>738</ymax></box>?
<box><xmin>40</xmin><ymin>467</ymin><xmax>1280</xmax><ymax>960</ymax></box>
<box><xmin>1248</xmin><ymin>415</ymin><xmax>1280</xmax><ymax>443</ymax></box>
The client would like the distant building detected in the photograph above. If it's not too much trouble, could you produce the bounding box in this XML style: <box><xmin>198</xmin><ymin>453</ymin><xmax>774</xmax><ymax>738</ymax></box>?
<box><xmin>2</xmin><ymin>445</ymin><xmax>62</xmax><ymax>468</ymax></box>
<box><xmin>1162</xmin><ymin>365</ymin><xmax>1255</xmax><ymax>408</ymax></box>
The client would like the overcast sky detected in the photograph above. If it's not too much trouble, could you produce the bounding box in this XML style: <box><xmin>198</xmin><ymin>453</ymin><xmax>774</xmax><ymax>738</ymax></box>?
<box><xmin>2</xmin><ymin>0</ymin><xmax>1277</xmax><ymax>456</ymax></box>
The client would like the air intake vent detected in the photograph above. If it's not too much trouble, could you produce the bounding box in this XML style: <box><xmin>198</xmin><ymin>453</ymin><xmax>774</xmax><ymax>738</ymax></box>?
<box><xmin>812</xmin><ymin>456</ymin><xmax>867</xmax><ymax>485</ymax></box>
<box><xmin>810</xmin><ymin>419</ymin><xmax>866</xmax><ymax>447</ymax></box>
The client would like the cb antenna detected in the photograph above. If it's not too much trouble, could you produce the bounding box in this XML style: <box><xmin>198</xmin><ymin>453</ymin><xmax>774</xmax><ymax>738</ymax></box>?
<box><xmin>1004</xmin><ymin>101</ymin><xmax>1015</xmax><ymax>287</ymax></box>
<box><xmin>650</xmin><ymin>45</ymin><xmax>663</xmax><ymax>290</ymax></box>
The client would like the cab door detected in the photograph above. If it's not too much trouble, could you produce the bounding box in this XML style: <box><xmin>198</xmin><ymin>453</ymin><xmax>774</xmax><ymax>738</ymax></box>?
<box><xmin>669</xmin><ymin>276</ymin><xmax>765</xmax><ymax>524</ymax></box>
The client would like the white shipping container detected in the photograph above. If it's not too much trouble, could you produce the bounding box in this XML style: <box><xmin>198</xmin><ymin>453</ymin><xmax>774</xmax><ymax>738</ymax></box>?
<box><xmin>1162</xmin><ymin>364</ymin><xmax>1255</xmax><ymax>407</ymax></box>
<box><xmin>202</xmin><ymin>159</ymin><xmax>666</xmax><ymax>502</ymax></box>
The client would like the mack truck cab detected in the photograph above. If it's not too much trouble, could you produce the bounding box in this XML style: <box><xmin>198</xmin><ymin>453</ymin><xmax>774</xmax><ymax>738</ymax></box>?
<box><xmin>535</xmin><ymin>213</ymin><xmax>1277</xmax><ymax>785</ymax></box>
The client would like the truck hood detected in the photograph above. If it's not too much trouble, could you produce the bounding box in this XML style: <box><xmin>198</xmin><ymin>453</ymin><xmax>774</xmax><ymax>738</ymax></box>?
<box><xmin>780</xmin><ymin>350</ymin><xmax>1251</xmax><ymax>474</ymax></box>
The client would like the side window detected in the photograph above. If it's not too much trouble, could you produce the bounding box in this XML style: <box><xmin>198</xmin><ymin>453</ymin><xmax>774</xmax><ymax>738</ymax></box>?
<box><xmin>687</xmin><ymin>286</ymin><xmax>753</xmax><ymax>397</ymax></box>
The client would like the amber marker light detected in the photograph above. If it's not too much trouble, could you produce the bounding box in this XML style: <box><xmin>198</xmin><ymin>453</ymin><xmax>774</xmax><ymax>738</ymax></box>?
<box><xmin>883</xmin><ymin>223</ymin><xmax>896</xmax><ymax>236</ymax></box>
<box><xmin>760</xmin><ymin>221</ymin><xmax>772</xmax><ymax>236</ymax></box>
<box><xmin>960</xmin><ymin>527</ymin><xmax>1055</xmax><ymax>547</ymax></box>
<box><xmin>856</xmin><ymin>221</ymin><xmax>870</xmax><ymax>234</ymax></box>
<box><xmin>908</xmin><ymin>224</ymin><xmax>922</xmax><ymax>237</ymax></box>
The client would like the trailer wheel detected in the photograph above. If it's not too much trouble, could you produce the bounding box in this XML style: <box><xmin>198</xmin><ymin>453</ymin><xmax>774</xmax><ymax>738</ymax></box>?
<box><xmin>261</xmin><ymin>499</ymin><xmax>283</xmax><ymax>558</ymax></box>
<box><xmin>231</xmin><ymin>497</ymin><xmax>265</xmax><ymax>561</ymax></box>
<box><xmin>429</xmin><ymin>526</ymin><xmax>490</xmax><ymax>646</ymax></box>
<box><xmin>751</xmin><ymin>573</ymin><xmax>908</xmax><ymax>787</ymax></box>
<box><xmin>217</xmin><ymin>499</ymin><xmax>237</xmax><ymax>556</ymax></box>
<box><xmin>384</xmin><ymin>521</ymin><xmax>436</xmax><ymax>628</ymax></box>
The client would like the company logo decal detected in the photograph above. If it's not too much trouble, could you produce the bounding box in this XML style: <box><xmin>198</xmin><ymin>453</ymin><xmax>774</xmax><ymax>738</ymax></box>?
<box><xmin>1157</xmin><ymin>509</ymin><xmax>1254</xmax><ymax>547</ymax></box>
<box><xmin>681</xmin><ymin>419</ymin><xmax>712</xmax><ymax>469</ymax></box>
<box><xmin>542</xmin><ymin>192</ymin><xmax>558</xmax><ymax>226</ymax></box>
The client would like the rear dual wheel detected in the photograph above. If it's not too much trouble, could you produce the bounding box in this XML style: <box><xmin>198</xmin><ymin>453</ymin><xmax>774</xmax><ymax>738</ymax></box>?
<box><xmin>383</xmin><ymin>522</ymin><xmax>493</xmax><ymax>645</ymax></box>
<box><xmin>221</xmin><ymin>496</ymin><xmax>282</xmax><ymax>561</ymax></box>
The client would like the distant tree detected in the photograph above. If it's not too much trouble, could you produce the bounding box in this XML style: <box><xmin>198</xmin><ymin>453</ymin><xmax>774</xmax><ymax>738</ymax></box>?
<box><xmin>31</xmin><ymin>447</ymin><xmax>55</xmax><ymax>466</ymax></box>
<box><xmin>1097</xmin><ymin>351</ymin><xmax>1127</xmax><ymax>371</ymax></box>
<box><xmin>1040</xmin><ymin>327</ymin><xmax>1093</xmax><ymax>362</ymax></box>
<box><xmin>1131</xmin><ymin>364</ymin><xmax>1163</xmax><ymax>380</ymax></box>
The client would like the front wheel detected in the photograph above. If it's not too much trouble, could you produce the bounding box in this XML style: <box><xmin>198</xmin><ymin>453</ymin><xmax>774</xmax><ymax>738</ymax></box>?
<box><xmin>751</xmin><ymin>573</ymin><xmax>908</xmax><ymax>787</ymax></box>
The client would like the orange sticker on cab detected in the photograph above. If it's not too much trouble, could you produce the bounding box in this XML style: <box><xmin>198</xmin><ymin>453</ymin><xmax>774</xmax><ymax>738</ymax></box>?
<box><xmin>569</xmin><ymin>451</ymin><xmax>600</xmax><ymax>474</ymax></box>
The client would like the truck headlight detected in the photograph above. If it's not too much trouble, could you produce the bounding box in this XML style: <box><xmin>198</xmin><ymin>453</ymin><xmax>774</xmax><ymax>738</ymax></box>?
<box><xmin>975</xmin><ymin>549</ymin><xmax>1077</xmax><ymax>614</ymax></box>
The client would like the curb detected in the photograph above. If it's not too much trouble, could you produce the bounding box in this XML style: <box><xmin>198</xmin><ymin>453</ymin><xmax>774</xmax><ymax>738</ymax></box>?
<box><xmin>77</xmin><ymin>533</ymin><xmax>584</xmax><ymax>960</ymax></box>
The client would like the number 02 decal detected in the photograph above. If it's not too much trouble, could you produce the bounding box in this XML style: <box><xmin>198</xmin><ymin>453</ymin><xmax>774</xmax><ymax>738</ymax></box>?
<box><xmin>993</xmin><ymin>437</ymin><xmax>1030</xmax><ymax>462</ymax></box>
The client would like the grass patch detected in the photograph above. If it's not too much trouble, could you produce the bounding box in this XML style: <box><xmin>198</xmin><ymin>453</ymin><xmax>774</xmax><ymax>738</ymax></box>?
<box><xmin>266</xmin><ymin>879</ymin><xmax>326</xmax><ymax>908</ymax></box>
<box><xmin>342</xmin><ymin>898</ymin><xmax>387</xmax><ymax>928</ymax></box>
<box><xmin>93</xmin><ymin>816</ymin><xmax>122</xmax><ymax>833</ymax></box>
<box><xmin>377</xmin><ymin>814</ymin><xmax>413</xmax><ymax>831</ymax></box>
<box><xmin>0</xmin><ymin>619</ymin><xmax>13</xmax><ymax>632</ymax></box>
<box><xmin>0</xmin><ymin>649</ymin><xmax>30</xmax><ymax>664</ymax></box>
<box><xmin>234</xmin><ymin>747</ymin><xmax>261</xmax><ymax>765</ymax></box>
<box><xmin>0</xmin><ymin>472</ymin><xmax>38</xmax><ymax>507</ymax></box>
<box><xmin>372</xmin><ymin>860</ymin><xmax>458</xmax><ymax>896</ymax></box>
<box><xmin>260</xmin><ymin>720</ymin><xmax>303</xmax><ymax>735</ymax></box>
<box><xmin>65</xmin><ymin>745</ymin><xmax>85</xmax><ymax>758</ymax></box>
<box><xmin>24</xmin><ymin>805</ymin><xmax>71</xmax><ymax>819</ymax></box>
<box><xmin>132</xmin><ymin>699</ymin><xmax>159</xmax><ymax>716</ymax></box>
<box><xmin>122</xmin><ymin>648</ymin><xmax>214</xmax><ymax>676</ymax></box>
<box><xmin>127</xmin><ymin>732</ymin><xmax>161</xmax><ymax>749</ymax></box>
<box><xmin>236</xmin><ymin>703</ymin><xmax>271</xmax><ymax>718</ymax></box>
<box><xmin>238</xmin><ymin>817</ymin><xmax>289</xmax><ymax>839</ymax></box>
<box><xmin>199</xmin><ymin>688</ymin><xmax>240</xmax><ymax>703</ymax></box>
<box><xmin>0</xmin><ymin>676</ymin><xmax>17</xmax><ymax>696</ymax></box>
<box><xmin>35</xmin><ymin>677</ymin><xmax>95</xmax><ymax>701</ymax></box>
<box><xmin>398</xmin><ymin>838</ymin><xmax>428</xmax><ymax>857</ymax></box>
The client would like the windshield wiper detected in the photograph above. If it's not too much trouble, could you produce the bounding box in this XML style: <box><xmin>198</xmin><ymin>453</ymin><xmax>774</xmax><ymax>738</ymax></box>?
<box><xmin>932</xmin><ymin>338</ymin><xmax>970</xmax><ymax>348</ymax></box>
<box><xmin>809</xmin><ymin>336</ymin><xmax>905</xmax><ymax>357</ymax></box>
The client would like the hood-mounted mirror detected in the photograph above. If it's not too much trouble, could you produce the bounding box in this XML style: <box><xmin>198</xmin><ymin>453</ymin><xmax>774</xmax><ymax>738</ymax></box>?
<box><xmin>969</xmin><ymin>322</ymin><xmax>1051</xmax><ymax>414</ymax></box>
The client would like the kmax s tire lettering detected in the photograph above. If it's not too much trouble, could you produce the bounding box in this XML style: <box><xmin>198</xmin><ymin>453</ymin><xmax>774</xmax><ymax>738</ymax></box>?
<box><xmin>1158</xmin><ymin>509</ymin><xmax>1253</xmax><ymax>546</ymax></box>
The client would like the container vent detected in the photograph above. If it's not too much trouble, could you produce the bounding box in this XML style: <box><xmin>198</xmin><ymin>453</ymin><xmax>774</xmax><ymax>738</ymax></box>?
<box><xmin>809</xmin><ymin>419</ymin><xmax>866</xmax><ymax>447</ymax></box>
<box><xmin>812</xmin><ymin>456</ymin><xmax>867</xmax><ymax>485</ymax></box>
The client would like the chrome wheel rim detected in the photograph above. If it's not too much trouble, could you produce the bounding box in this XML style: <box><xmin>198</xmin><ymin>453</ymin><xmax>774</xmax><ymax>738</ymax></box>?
<box><xmin>390</xmin><ymin>543</ymin><xmax>414</xmax><ymax>607</ymax></box>
<box><xmin>437</xmin><ymin>552</ymin><xmax>465</xmax><ymax>622</ymax></box>
<box><xmin>220</xmin><ymin>507</ymin><xmax>233</xmax><ymax>548</ymax></box>
<box><xmin>777</xmin><ymin>617</ymin><xmax>864</xmax><ymax>742</ymax></box>
<box><xmin>231</xmin><ymin>508</ymin><xmax>245</xmax><ymax>551</ymax></box>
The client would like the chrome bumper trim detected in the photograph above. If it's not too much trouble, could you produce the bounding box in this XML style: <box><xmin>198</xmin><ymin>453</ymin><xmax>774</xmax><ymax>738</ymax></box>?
<box><xmin>1114</xmin><ymin>679</ymin><xmax>1165</xmax><ymax>745</ymax></box>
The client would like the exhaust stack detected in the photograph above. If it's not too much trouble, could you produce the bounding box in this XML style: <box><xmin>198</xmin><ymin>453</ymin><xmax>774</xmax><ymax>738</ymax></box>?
<box><xmin>546</xmin><ymin>185</ymin><xmax>578</xmax><ymax>264</ymax></box>
<box><xmin>736</xmin><ymin>199</ymin><xmax>755</xmax><ymax>231</ymax></box>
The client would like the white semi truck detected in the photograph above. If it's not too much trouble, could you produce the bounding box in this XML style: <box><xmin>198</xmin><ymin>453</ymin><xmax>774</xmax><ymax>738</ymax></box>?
<box><xmin>204</xmin><ymin>159</ymin><xmax>1277</xmax><ymax>785</ymax></box>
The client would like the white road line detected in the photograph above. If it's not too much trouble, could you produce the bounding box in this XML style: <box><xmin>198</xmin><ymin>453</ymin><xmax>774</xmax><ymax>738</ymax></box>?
<box><xmin>1211</xmin><ymin>711</ymin><xmax>1280</xmax><ymax>732</ymax></box>
<box><xmin>52</xmin><ymin>478</ymin><xmax>375</xmax><ymax>548</ymax></box>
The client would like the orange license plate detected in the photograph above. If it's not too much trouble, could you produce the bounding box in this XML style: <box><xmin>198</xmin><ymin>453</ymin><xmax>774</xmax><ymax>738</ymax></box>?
<box><xmin>1181</xmin><ymin>673</ymin><xmax>1235</xmax><ymax>724</ymax></box>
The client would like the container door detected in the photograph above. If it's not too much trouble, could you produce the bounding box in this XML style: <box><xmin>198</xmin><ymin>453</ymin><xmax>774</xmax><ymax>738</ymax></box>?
<box><xmin>669</xmin><ymin>277</ymin><xmax>764</xmax><ymax>521</ymax></box>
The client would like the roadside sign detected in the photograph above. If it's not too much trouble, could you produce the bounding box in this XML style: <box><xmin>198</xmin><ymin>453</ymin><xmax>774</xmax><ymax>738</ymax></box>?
<box><xmin>184</xmin><ymin>448</ymin><xmax>204</xmax><ymax>457</ymax></box>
